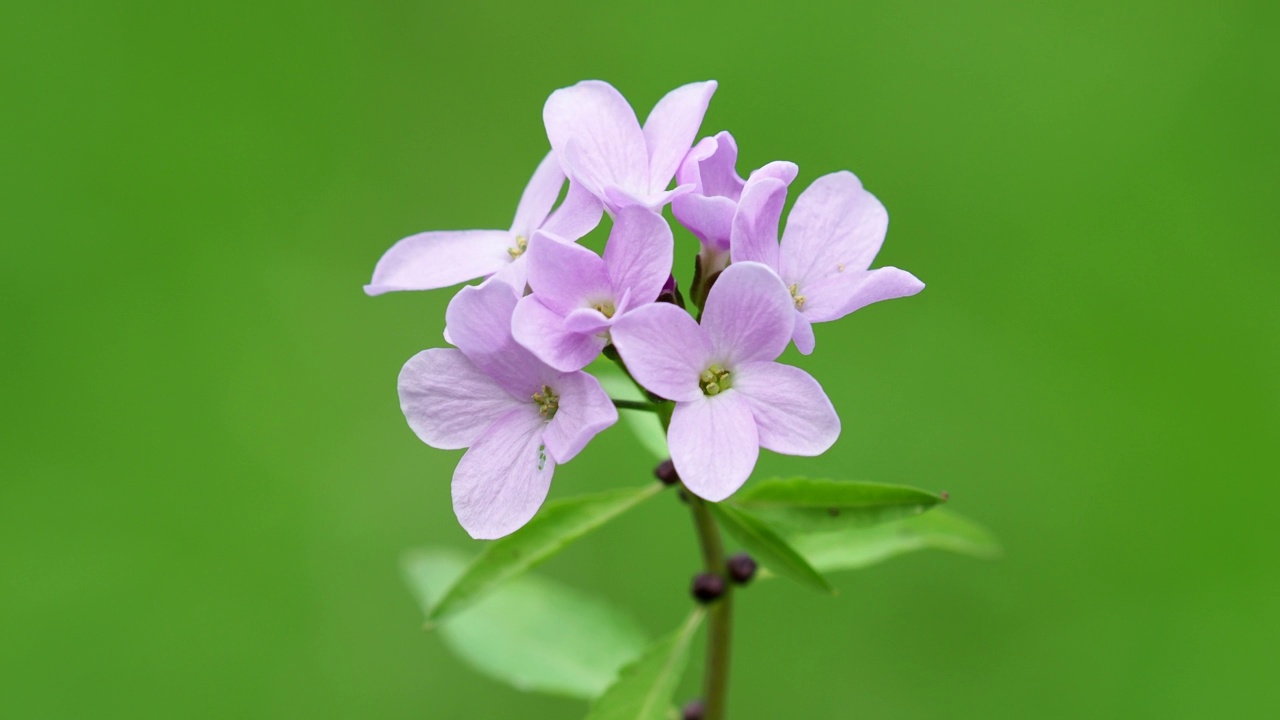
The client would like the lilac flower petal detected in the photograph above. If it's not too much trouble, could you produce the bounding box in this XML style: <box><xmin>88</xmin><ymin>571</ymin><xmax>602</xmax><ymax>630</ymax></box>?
<box><xmin>541</xmin><ymin>180</ymin><xmax>604</xmax><ymax>240</ymax></box>
<box><xmin>747</xmin><ymin>159</ymin><xmax>799</xmax><ymax>186</ymax></box>
<box><xmin>510</xmin><ymin>151</ymin><xmax>566</xmax><ymax>238</ymax></box>
<box><xmin>669</xmin><ymin>393</ymin><xmax>759</xmax><ymax>501</ymax></box>
<box><xmin>544</xmin><ymin>80</ymin><xmax>649</xmax><ymax>198</ymax></box>
<box><xmin>603</xmin><ymin>206</ymin><xmax>674</xmax><ymax>304</ymax></box>
<box><xmin>732</xmin><ymin>361</ymin><xmax>840</xmax><ymax>456</ymax></box>
<box><xmin>512</xmin><ymin>295</ymin><xmax>608</xmax><ymax>372</ymax></box>
<box><xmin>452</xmin><ymin>406</ymin><xmax>555</xmax><ymax>540</ymax></box>
<box><xmin>700</xmin><ymin>262</ymin><xmax>795</xmax><ymax>366</ymax></box>
<box><xmin>792</xmin><ymin>312</ymin><xmax>816</xmax><ymax>355</ymax></box>
<box><xmin>525</xmin><ymin>231</ymin><xmax>612</xmax><ymax>316</ymax></box>
<box><xmin>672</xmin><ymin>193</ymin><xmax>737</xmax><ymax>251</ymax></box>
<box><xmin>564</xmin><ymin>306</ymin><xmax>612</xmax><ymax>335</ymax></box>
<box><xmin>602</xmin><ymin>183</ymin><xmax>693</xmax><ymax>214</ymax></box>
<box><xmin>365</xmin><ymin>230</ymin><xmax>513</xmax><ymax>296</ymax></box>
<box><xmin>543</xmin><ymin>371</ymin><xmax>618</xmax><ymax>463</ymax></box>
<box><xmin>687</xmin><ymin>131</ymin><xmax>743</xmax><ymax>198</ymax></box>
<box><xmin>801</xmin><ymin>266</ymin><xmax>926</xmax><ymax>323</ymax></box>
<box><xmin>485</xmin><ymin>255</ymin><xmax>528</xmax><ymax>295</ymax></box>
<box><xmin>609</xmin><ymin>303</ymin><xmax>712</xmax><ymax>402</ymax></box>
<box><xmin>675</xmin><ymin>135</ymin><xmax>719</xmax><ymax>188</ymax></box>
<box><xmin>780</xmin><ymin>171</ymin><xmax>888</xmax><ymax>286</ymax></box>
<box><xmin>642</xmin><ymin>81</ymin><xmax>718</xmax><ymax>194</ymax></box>
<box><xmin>729</xmin><ymin>176</ymin><xmax>787</xmax><ymax>269</ymax></box>
<box><xmin>445</xmin><ymin>281</ymin><xmax>548</xmax><ymax>398</ymax></box>
<box><xmin>398</xmin><ymin>348</ymin><xmax>522</xmax><ymax>450</ymax></box>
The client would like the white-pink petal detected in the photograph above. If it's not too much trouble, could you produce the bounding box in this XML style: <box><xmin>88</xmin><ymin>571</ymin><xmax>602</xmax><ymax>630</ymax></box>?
<box><xmin>365</xmin><ymin>229</ymin><xmax>513</xmax><ymax>296</ymax></box>
<box><xmin>445</xmin><ymin>281</ymin><xmax>549</xmax><ymax>398</ymax></box>
<box><xmin>512</xmin><ymin>295</ymin><xmax>607</xmax><ymax>372</ymax></box>
<box><xmin>544</xmin><ymin>81</ymin><xmax>649</xmax><ymax>199</ymax></box>
<box><xmin>669</xmin><ymin>393</ymin><xmax>759</xmax><ymax>501</ymax></box>
<box><xmin>543</xmin><ymin>371</ymin><xmax>618</xmax><ymax>464</ymax></box>
<box><xmin>642</xmin><ymin>81</ymin><xmax>718</xmax><ymax>194</ymax></box>
<box><xmin>603</xmin><ymin>206</ymin><xmax>674</xmax><ymax>305</ymax></box>
<box><xmin>800</xmin><ymin>267</ymin><xmax>926</xmax><ymax>323</ymax></box>
<box><xmin>780</xmin><ymin>171</ymin><xmax>888</xmax><ymax>287</ymax></box>
<box><xmin>540</xmin><ymin>180</ymin><xmax>604</xmax><ymax>240</ymax></box>
<box><xmin>609</xmin><ymin>303</ymin><xmax>712</xmax><ymax>402</ymax></box>
<box><xmin>732</xmin><ymin>361</ymin><xmax>839</xmax><ymax>456</ymax></box>
<box><xmin>397</xmin><ymin>348</ymin><xmax>522</xmax><ymax>450</ymax></box>
<box><xmin>510</xmin><ymin>151</ymin><xmax>567</xmax><ymax>239</ymax></box>
<box><xmin>525</xmin><ymin>231</ymin><xmax>612</xmax><ymax>316</ymax></box>
<box><xmin>451</xmin><ymin>406</ymin><xmax>555</xmax><ymax>540</ymax></box>
<box><xmin>729</xmin><ymin>176</ymin><xmax>788</xmax><ymax>270</ymax></box>
<box><xmin>700</xmin><ymin>262</ymin><xmax>795</xmax><ymax>366</ymax></box>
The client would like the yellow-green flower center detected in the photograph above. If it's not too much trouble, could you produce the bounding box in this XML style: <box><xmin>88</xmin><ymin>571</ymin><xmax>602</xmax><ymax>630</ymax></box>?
<box><xmin>699</xmin><ymin>365</ymin><xmax>731</xmax><ymax>396</ymax></box>
<box><xmin>592</xmin><ymin>301</ymin><xmax>616</xmax><ymax>318</ymax></box>
<box><xmin>507</xmin><ymin>235</ymin><xmax>529</xmax><ymax>259</ymax></box>
<box><xmin>532</xmin><ymin>384</ymin><xmax>559</xmax><ymax>419</ymax></box>
<box><xmin>788</xmin><ymin>282</ymin><xmax>806</xmax><ymax>310</ymax></box>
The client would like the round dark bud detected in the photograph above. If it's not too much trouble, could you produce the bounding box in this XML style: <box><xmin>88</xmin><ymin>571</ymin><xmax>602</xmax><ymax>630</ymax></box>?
<box><xmin>682</xmin><ymin>699</ymin><xmax>707</xmax><ymax>720</ymax></box>
<box><xmin>653</xmin><ymin>459</ymin><xmax>680</xmax><ymax>486</ymax></box>
<box><xmin>726</xmin><ymin>553</ymin><xmax>758</xmax><ymax>585</ymax></box>
<box><xmin>691</xmin><ymin>572</ymin><xmax>726</xmax><ymax>603</ymax></box>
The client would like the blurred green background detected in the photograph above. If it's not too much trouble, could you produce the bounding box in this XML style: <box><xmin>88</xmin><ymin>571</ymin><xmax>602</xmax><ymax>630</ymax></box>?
<box><xmin>4</xmin><ymin>0</ymin><xmax>1278</xmax><ymax>717</ymax></box>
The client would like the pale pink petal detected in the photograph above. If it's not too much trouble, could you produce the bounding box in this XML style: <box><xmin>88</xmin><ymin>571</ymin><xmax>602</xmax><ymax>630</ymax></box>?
<box><xmin>791</xmin><ymin>312</ymin><xmax>816</xmax><ymax>355</ymax></box>
<box><xmin>642</xmin><ymin>81</ymin><xmax>718</xmax><ymax>194</ymax></box>
<box><xmin>602</xmin><ymin>183</ymin><xmax>694</xmax><ymax>214</ymax></box>
<box><xmin>543</xmin><ymin>371</ymin><xmax>618</xmax><ymax>463</ymax></box>
<box><xmin>700</xmin><ymin>262</ymin><xmax>794</xmax><ymax>366</ymax></box>
<box><xmin>563</xmin><ymin>307</ymin><xmax>612</xmax><ymax>334</ymax></box>
<box><xmin>512</xmin><ymin>295</ymin><xmax>607</xmax><ymax>372</ymax></box>
<box><xmin>398</xmin><ymin>348</ymin><xmax>522</xmax><ymax>450</ymax></box>
<box><xmin>603</xmin><ymin>206</ymin><xmax>673</xmax><ymax>304</ymax></box>
<box><xmin>544</xmin><ymin>81</ymin><xmax>648</xmax><ymax>198</ymax></box>
<box><xmin>452</xmin><ymin>406</ymin><xmax>555</xmax><ymax>539</ymax></box>
<box><xmin>609</xmin><ymin>303</ymin><xmax>712</xmax><ymax>402</ymax></box>
<box><xmin>780</xmin><ymin>171</ymin><xmax>888</xmax><ymax>287</ymax></box>
<box><xmin>747</xmin><ymin>160</ymin><xmax>799</xmax><ymax>186</ymax></box>
<box><xmin>485</xmin><ymin>255</ymin><xmax>528</xmax><ymax>295</ymax></box>
<box><xmin>365</xmin><ymin>230</ymin><xmax>513</xmax><ymax>296</ymax></box>
<box><xmin>801</xmin><ymin>266</ymin><xmax>925</xmax><ymax>323</ymax></box>
<box><xmin>729</xmin><ymin>176</ymin><xmax>787</xmax><ymax>270</ymax></box>
<box><xmin>679</xmin><ymin>131</ymin><xmax>742</xmax><ymax>198</ymax></box>
<box><xmin>732</xmin><ymin>361</ymin><xmax>839</xmax><ymax>456</ymax></box>
<box><xmin>525</xmin><ymin>231</ymin><xmax>612</xmax><ymax>316</ymax></box>
<box><xmin>541</xmin><ymin>180</ymin><xmax>603</xmax><ymax>240</ymax></box>
<box><xmin>445</xmin><ymin>281</ymin><xmax>547</xmax><ymax>397</ymax></box>
<box><xmin>672</xmin><ymin>193</ymin><xmax>737</xmax><ymax>251</ymax></box>
<box><xmin>510</xmin><ymin>151</ymin><xmax>566</xmax><ymax>238</ymax></box>
<box><xmin>669</xmin><ymin>393</ymin><xmax>759</xmax><ymax>501</ymax></box>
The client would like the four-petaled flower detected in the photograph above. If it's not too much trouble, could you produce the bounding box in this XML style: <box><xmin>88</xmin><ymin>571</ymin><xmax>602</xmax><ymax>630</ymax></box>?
<box><xmin>731</xmin><ymin>171</ymin><xmax>925</xmax><ymax>354</ymax></box>
<box><xmin>512</xmin><ymin>206</ymin><xmax>673</xmax><ymax>371</ymax></box>
<box><xmin>611</xmin><ymin>262</ymin><xmax>840</xmax><ymax>501</ymax></box>
<box><xmin>544</xmin><ymin>80</ymin><xmax>717</xmax><ymax>214</ymax></box>
<box><xmin>398</xmin><ymin>279</ymin><xmax>617</xmax><ymax>539</ymax></box>
<box><xmin>365</xmin><ymin>151</ymin><xmax>602</xmax><ymax>296</ymax></box>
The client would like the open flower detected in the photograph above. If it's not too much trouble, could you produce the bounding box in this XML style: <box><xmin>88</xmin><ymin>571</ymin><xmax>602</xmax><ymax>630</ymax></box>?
<box><xmin>512</xmin><ymin>206</ymin><xmax>673</xmax><ymax>371</ymax></box>
<box><xmin>543</xmin><ymin>80</ymin><xmax>717</xmax><ymax>214</ymax></box>
<box><xmin>672</xmin><ymin>131</ymin><xmax>798</xmax><ymax>262</ymax></box>
<box><xmin>365</xmin><ymin>151</ymin><xmax>602</xmax><ymax>296</ymax></box>
<box><xmin>610</xmin><ymin>262</ymin><xmax>840</xmax><ymax>501</ymax></box>
<box><xmin>731</xmin><ymin>171</ymin><xmax>925</xmax><ymax>354</ymax></box>
<box><xmin>398</xmin><ymin>280</ymin><xmax>617</xmax><ymax>539</ymax></box>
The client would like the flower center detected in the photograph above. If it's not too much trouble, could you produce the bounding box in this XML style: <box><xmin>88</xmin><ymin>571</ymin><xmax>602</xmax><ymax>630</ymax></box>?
<box><xmin>699</xmin><ymin>365</ymin><xmax>731</xmax><ymax>396</ymax></box>
<box><xmin>592</xmin><ymin>301</ymin><xmax>616</xmax><ymax>319</ymax></box>
<box><xmin>788</xmin><ymin>283</ymin><xmax>806</xmax><ymax>310</ymax></box>
<box><xmin>507</xmin><ymin>235</ymin><xmax>529</xmax><ymax>260</ymax></box>
<box><xmin>532</xmin><ymin>384</ymin><xmax>559</xmax><ymax>419</ymax></box>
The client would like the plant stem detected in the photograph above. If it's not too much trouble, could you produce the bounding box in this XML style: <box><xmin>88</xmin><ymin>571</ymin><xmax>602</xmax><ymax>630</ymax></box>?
<box><xmin>611</xmin><ymin>398</ymin><xmax>660</xmax><ymax>413</ymax></box>
<box><xmin>688</xmin><ymin>495</ymin><xmax>733</xmax><ymax>720</ymax></box>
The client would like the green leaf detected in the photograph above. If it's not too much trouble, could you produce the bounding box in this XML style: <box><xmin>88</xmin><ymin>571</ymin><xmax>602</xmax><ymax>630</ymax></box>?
<box><xmin>585</xmin><ymin>608</ymin><xmax>705</xmax><ymax>720</ymax></box>
<box><xmin>731</xmin><ymin>477</ymin><xmax>946</xmax><ymax>533</ymax></box>
<box><xmin>709</xmin><ymin>503</ymin><xmax>835</xmax><ymax>594</ymax></box>
<box><xmin>789</xmin><ymin>508</ymin><xmax>1001</xmax><ymax>573</ymax></box>
<box><xmin>403</xmin><ymin>548</ymin><xmax>650</xmax><ymax>699</ymax></box>
<box><xmin>590</xmin><ymin>359</ymin><xmax>668</xmax><ymax>459</ymax></box>
<box><xmin>429</xmin><ymin>485</ymin><xmax>663</xmax><ymax>622</ymax></box>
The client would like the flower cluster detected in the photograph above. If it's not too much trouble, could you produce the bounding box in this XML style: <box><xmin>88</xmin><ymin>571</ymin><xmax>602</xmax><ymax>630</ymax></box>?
<box><xmin>368</xmin><ymin>80</ymin><xmax>923</xmax><ymax>539</ymax></box>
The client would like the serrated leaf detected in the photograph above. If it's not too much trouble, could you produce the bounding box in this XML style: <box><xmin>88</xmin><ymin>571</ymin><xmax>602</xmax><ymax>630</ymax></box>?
<box><xmin>732</xmin><ymin>477</ymin><xmax>945</xmax><ymax>533</ymax></box>
<box><xmin>403</xmin><ymin>548</ymin><xmax>650</xmax><ymax>699</ymax></box>
<box><xmin>429</xmin><ymin>484</ymin><xmax>663</xmax><ymax>622</ymax></box>
<box><xmin>590</xmin><ymin>359</ymin><xmax>668</xmax><ymax>459</ymax></box>
<box><xmin>789</xmin><ymin>508</ymin><xmax>1001</xmax><ymax>573</ymax></box>
<box><xmin>585</xmin><ymin>609</ymin><xmax>705</xmax><ymax>720</ymax></box>
<box><xmin>709</xmin><ymin>503</ymin><xmax>834</xmax><ymax>594</ymax></box>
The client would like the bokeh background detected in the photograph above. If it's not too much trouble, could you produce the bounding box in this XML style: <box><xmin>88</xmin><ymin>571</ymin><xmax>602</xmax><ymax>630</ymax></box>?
<box><xmin>4</xmin><ymin>1</ymin><xmax>1278</xmax><ymax>717</ymax></box>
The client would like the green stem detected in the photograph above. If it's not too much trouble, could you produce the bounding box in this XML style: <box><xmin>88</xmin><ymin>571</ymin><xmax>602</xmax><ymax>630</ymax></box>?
<box><xmin>688</xmin><ymin>496</ymin><xmax>732</xmax><ymax>720</ymax></box>
<box><xmin>611</xmin><ymin>399</ymin><xmax>660</xmax><ymax>413</ymax></box>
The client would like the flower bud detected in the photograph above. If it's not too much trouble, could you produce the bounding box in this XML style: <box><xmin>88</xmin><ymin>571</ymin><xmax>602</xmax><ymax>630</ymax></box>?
<box><xmin>682</xmin><ymin>699</ymin><xmax>707</xmax><ymax>720</ymax></box>
<box><xmin>691</xmin><ymin>572</ymin><xmax>726</xmax><ymax>603</ymax></box>
<box><xmin>726</xmin><ymin>552</ymin><xmax>757</xmax><ymax>585</ymax></box>
<box><xmin>653</xmin><ymin>459</ymin><xmax>680</xmax><ymax>486</ymax></box>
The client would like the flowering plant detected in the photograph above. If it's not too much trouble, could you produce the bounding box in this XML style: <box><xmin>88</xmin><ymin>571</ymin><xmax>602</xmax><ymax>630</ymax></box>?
<box><xmin>369</xmin><ymin>80</ymin><xmax>997</xmax><ymax>719</ymax></box>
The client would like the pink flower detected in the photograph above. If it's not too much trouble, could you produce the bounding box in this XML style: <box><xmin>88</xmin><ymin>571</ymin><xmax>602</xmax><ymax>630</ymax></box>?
<box><xmin>610</xmin><ymin>263</ymin><xmax>840</xmax><ymax>501</ymax></box>
<box><xmin>512</xmin><ymin>207</ymin><xmax>674</xmax><ymax>371</ymax></box>
<box><xmin>398</xmin><ymin>280</ymin><xmax>617</xmax><ymax>539</ymax></box>
<box><xmin>365</xmin><ymin>152</ymin><xmax>602</xmax><ymax>296</ymax></box>
<box><xmin>732</xmin><ymin>171</ymin><xmax>925</xmax><ymax>354</ymax></box>
<box><xmin>543</xmin><ymin>80</ymin><xmax>717</xmax><ymax>214</ymax></box>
